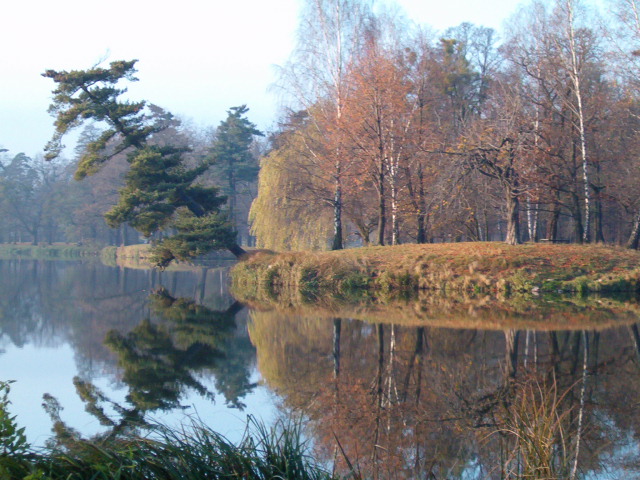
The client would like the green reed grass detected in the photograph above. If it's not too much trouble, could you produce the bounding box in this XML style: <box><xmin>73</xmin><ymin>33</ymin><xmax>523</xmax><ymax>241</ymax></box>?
<box><xmin>0</xmin><ymin>393</ymin><xmax>335</xmax><ymax>480</ymax></box>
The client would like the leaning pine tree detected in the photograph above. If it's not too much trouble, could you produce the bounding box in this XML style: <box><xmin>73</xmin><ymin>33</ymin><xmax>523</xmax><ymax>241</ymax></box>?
<box><xmin>43</xmin><ymin>60</ymin><xmax>246</xmax><ymax>267</ymax></box>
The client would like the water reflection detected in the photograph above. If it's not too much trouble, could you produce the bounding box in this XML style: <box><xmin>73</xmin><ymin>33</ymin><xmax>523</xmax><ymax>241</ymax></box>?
<box><xmin>43</xmin><ymin>288</ymin><xmax>258</xmax><ymax>446</ymax></box>
<box><xmin>3</xmin><ymin>259</ymin><xmax>640</xmax><ymax>477</ymax></box>
<box><xmin>106</xmin><ymin>288</ymin><xmax>254</xmax><ymax>412</ymax></box>
<box><xmin>248</xmin><ymin>311</ymin><xmax>640</xmax><ymax>479</ymax></box>
<box><xmin>0</xmin><ymin>259</ymin><xmax>262</xmax><ymax>443</ymax></box>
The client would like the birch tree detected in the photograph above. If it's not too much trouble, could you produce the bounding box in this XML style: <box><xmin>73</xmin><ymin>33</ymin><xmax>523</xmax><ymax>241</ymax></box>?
<box><xmin>554</xmin><ymin>0</ymin><xmax>593</xmax><ymax>243</ymax></box>
<box><xmin>278</xmin><ymin>0</ymin><xmax>370</xmax><ymax>250</ymax></box>
<box><xmin>342</xmin><ymin>29</ymin><xmax>415</xmax><ymax>245</ymax></box>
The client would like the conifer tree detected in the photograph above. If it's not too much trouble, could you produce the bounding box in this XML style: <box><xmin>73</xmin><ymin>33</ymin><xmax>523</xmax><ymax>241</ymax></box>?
<box><xmin>209</xmin><ymin>105</ymin><xmax>263</xmax><ymax>227</ymax></box>
<box><xmin>43</xmin><ymin>60</ymin><xmax>246</xmax><ymax>267</ymax></box>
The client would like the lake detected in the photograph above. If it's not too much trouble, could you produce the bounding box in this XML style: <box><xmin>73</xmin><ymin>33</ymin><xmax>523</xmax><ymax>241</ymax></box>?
<box><xmin>2</xmin><ymin>258</ymin><xmax>640</xmax><ymax>478</ymax></box>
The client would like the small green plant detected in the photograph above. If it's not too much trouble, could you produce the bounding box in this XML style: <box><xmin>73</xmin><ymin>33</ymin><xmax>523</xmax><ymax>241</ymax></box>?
<box><xmin>375</xmin><ymin>271</ymin><xmax>395</xmax><ymax>292</ymax></box>
<box><xmin>506</xmin><ymin>269</ymin><xmax>534</xmax><ymax>293</ymax></box>
<box><xmin>340</xmin><ymin>272</ymin><xmax>370</xmax><ymax>291</ymax></box>
<box><xmin>298</xmin><ymin>265</ymin><xmax>320</xmax><ymax>297</ymax></box>
<box><xmin>99</xmin><ymin>246</ymin><xmax>118</xmax><ymax>266</ymax></box>
<box><xmin>0</xmin><ymin>381</ymin><xmax>29</xmax><ymax>456</ymax></box>
<box><xmin>263</xmin><ymin>264</ymin><xmax>281</xmax><ymax>286</ymax></box>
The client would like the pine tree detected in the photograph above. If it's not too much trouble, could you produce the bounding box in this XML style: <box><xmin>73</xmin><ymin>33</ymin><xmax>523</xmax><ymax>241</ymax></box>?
<box><xmin>208</xmin><ymin>105</ymin><xmax>263</xmax><ymax>227</ymax></box>
<box><xmin>43</xmin><ymin>60</ymin><xmax>246</xmax><ymax>267</ymax></box>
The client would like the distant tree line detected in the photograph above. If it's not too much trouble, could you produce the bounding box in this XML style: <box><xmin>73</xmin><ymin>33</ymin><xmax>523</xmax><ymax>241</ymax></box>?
<box><xmin>0</xmin><ymin>101</ymin><xmax>262</xmax><ymax>250</ymax></box>
<box><xmin>250</xmin><ymin>0</ymin><xmax>640</xmax><ymax>250</ymax></box>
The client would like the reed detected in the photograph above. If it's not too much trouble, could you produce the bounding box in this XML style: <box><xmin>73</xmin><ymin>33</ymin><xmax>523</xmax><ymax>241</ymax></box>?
<box><xmin>0</xmin><ymin>380</ymin><xmax>334</xmax><ymax>480</ymax></box>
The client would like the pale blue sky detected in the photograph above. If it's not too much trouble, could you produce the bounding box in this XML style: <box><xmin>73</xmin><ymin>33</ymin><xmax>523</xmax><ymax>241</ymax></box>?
<box><xmin>1</xmin><ymin>0</ymin><xmax>525</xmax><ymax>157</ymax></box>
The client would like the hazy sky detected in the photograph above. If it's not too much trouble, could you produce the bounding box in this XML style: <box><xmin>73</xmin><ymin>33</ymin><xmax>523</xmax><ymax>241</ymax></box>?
<box><xmin>1</xmin><ymin>0</ymin><xmax>523</xmax><ymax>157</ymax></box>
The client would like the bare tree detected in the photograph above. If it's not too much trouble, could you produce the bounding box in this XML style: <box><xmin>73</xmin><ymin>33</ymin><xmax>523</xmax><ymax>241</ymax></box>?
<box><xmin>277</xmin><ymin>0</ymin><xmax>371</xmax><ymax>250</ymax></box>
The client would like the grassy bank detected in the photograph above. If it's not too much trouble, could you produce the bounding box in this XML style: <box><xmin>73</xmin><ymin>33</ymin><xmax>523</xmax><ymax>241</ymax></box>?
<box><xmin>231</xmin><ymin>242</ymin><xmax>640</xmax><ymax>297</ymax></box>
<box><xmin>0</xmin><ymin>243</ymin><xmax>99</xmax><ymax>260</ymax></box>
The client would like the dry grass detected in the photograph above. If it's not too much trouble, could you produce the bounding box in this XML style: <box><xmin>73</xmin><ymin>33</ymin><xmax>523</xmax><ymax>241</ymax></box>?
<box><xmin>232</xmin><ymin>242</ymin><xmax>640</xmax><ymax>296</ymax></box>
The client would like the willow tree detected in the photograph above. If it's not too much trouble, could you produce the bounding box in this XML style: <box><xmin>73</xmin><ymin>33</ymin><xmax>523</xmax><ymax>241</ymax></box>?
<box><xmin>43</xmin><ymin>60</ymin><xmax>245</xmax><ymax>266</ymax></box>
<box><xmin>279</xmin><ymin>0</ymin><xmax>371</xmax><ymax>250</ymax></box>
<box><xmin>249</xmin><ymin>113</ymin><xmax>333</xmax><ymax>250</ymax></box>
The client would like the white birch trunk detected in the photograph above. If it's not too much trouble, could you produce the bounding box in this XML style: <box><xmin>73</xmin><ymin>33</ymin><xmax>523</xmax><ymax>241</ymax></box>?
<box><xmin>565</xmin><ymin>0</ymin><xmax>591</xmax><ymax>242</ymax></box>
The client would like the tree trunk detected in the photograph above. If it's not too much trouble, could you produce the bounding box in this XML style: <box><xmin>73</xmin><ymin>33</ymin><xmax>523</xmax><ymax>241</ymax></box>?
<box><xmin>549</xmin><ymin>198</ymin><xmax>561</xmax><ymax>242</ymax></box>
<box><xmin>401</xmin><ymin>327</ymin><xmax>425</xmax><ymax>403</ymax></box>
<box><xmin>372</xmin><ymin>324</ymin><xmax>385</xmax><ymax>466</ymax></box>
<box><xmin>376</xmin><ymin>170</ymin><xmax>386</xmax><ymax>246</ymax></box>
<box><xmin>594</xmin><ymin>187</ymin><xmax>605</xmax><ymax>243</ymax></box>
<box><xmin>572</xmin><ymin>192</ymin><xmax>584</xmax><ymax>243</ymax></box>
<box><xmin>626</xmin><ymin>208</ymin><xmax>640</xmax><ymax>249</ymax></box>
<box><xmin>416</xmin><ymin>213</ymin><xmax>427</xmax><ymax>244</ymax></box>
<box><xmin>228</xmin><ymin>161</ymin><xmax>236</xmax><ymax>227</ymax></box>
<box><xmin>353</xmin><ymin>219</ymin><xmax>372</xmax><ymax>246</ymax></box>
<box><xmin>122</xmin><ymin>224</ymin><xmax>129</xmax><ymax>247</ymax></box>
<box><xmin>505</xmin><ymin>186</ymin><xmax>520</xmax><ymax>245</ymax></box>
<box><xmin>391</xmin><ymin>183</ymin><xmax>400</xmax><ymax>245</ymax></box>
<box><xmin>331</xmin><ymin>174</ymin><xmax>343</xmax><ymax>250</ymax></box>
<box><xmin>405</xmin><ymin>163</ymin><xmax>428</xmax><ymax>244</ymax></box>
<box><xmin>526</xmin><ymin>195</ymin><xmax>539</xmax><ymax>242</ymax></box>
<box><xmin>629</xmin><ymin>324</ymin><xmax>640</xmax><ymax>363</ymax></box>
<box><xmin>593</xmin><ymin>161</ymin><xmax>605</xmax><ymax>243</ymax></box>
<box><xmin>227</xmin><ymin>242</ymin><xmax>247</xmax><ymax>258</ymax></box>
<box><xmin>505</xmin><ymin>329</ymin><xmax>520</xmax><ymax>379</ymax></box>
<box><xmin>196</xmin><ymin>268</ymin><xmax>207</xmax><ymax>303</ymax></box>
<box><xmin>333</xmin><ymin>319</ymin><xmax>341</xmax><ymax>380</ymax></box>
<box><xmin>570</xmin><ymin>330</ymin><xmax>589</xmax><ymax>480</ymax></box>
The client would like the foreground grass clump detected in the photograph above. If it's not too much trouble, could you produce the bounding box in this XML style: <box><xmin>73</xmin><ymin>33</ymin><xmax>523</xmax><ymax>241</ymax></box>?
<box><xmin>232</xmin><ymin>242</ymin><xmax>640</xmax><ymax>296</ymax></box>
<box><xmin>0</xmin><ymin>380</ymin><xmax>333</xmax><ymax>480</ymax></box>
<box><xmin>2</xmin><ymin>420</ymin><xmax>333</xmax><ymax>479</ymax></box>
<box><xmin>0</xmin><ymin>243</ymin><xmax>99</xmax><ymax>260</ymax></box>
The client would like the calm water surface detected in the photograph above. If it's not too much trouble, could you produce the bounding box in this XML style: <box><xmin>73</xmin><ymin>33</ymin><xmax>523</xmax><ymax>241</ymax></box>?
<box><xmin>0</xmin><ymin>259</ymin><xmax>275</xmax><ymax>445</ymax></box>
<box><xmin>2</xmin><ymin>259</ymin><xmax>640</xmax><ymax>478</ymax></box>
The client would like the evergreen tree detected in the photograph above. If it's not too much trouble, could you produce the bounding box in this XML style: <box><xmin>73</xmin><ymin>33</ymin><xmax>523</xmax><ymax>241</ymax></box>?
<box><xmin>43</xmin><ymin>60</ymin><xmax>246</xmax><ymax>267</ymax></box>
<box><xmin>209</xmin><ymin>105</ymin><xmax>263</xmax><ymax>227</ymax></box>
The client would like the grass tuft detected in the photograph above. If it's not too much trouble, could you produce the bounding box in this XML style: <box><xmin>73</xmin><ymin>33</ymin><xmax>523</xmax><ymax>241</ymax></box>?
<box><xmin>1</xmin><ymin>417</ymin><xmax>334</xmax><ymax>480</ymax></box>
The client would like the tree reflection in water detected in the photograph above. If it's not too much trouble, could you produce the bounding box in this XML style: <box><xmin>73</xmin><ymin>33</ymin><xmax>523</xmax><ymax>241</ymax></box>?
<box><xmin>249</xmin><ymin>311</ymin><xmax>640</xmax><ymax>479</ymax></box>
<box><xmin>44</xmin><ymin>287</ymin><xmax>256</xmax><ymax>445</ymax></box>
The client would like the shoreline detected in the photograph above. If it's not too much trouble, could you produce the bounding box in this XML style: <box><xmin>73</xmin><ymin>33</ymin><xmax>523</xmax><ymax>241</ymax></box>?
<box><xmin>231</xmin><ymin>242</ymin><xmax>640</xmax><ymax>297</ymax></box>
